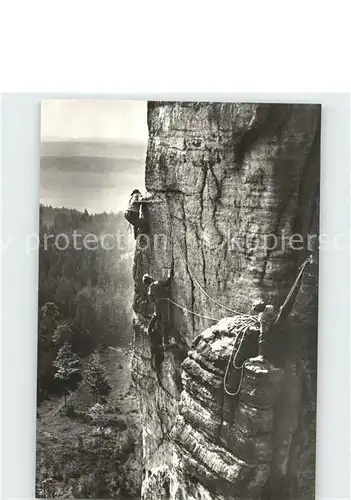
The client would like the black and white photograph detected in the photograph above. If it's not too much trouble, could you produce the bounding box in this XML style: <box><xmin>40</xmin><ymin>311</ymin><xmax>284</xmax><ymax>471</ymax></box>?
<box><xmin>36</xmin><ymin>100</ymin><xmax>321</xmax><ymax>500</ymax></box>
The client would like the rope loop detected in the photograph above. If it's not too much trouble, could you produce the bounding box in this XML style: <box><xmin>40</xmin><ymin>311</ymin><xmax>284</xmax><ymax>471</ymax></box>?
<box><xmin>223</xmin><ymin>328</ymin><xmax>248</xmax><ymax>396</ymax></box>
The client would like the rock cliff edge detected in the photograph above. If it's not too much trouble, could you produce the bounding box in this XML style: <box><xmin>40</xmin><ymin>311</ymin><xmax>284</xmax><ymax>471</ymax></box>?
<box><xmin>131</xmin><ymin>102</ymin><xmax>320</xmax><ymax>500</ymax></box>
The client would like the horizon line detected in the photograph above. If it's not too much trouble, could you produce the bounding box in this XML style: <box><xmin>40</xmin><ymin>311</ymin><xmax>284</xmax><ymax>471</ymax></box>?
<box><xmin>40</xmin><ymin>203</ymin><xmax>125</xmax><ymax>217</ymax></box>
<box><xmin>41</xmin><ymin>136</ymin><xmax>148</xmax><ymax>143</ymax></box>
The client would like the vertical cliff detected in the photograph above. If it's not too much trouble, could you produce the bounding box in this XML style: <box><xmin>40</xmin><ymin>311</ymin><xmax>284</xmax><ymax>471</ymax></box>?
<box><xmin>131</xmin><ymin>102</ymin><xmax>320</xmax><ymax>500</ymax></box>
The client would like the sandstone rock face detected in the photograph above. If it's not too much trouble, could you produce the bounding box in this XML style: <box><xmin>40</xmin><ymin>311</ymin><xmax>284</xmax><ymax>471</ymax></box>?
<box><xmin>132</xmin><ymin>102</ymin><xmax>320</xmax><ymax>500</ymax></box>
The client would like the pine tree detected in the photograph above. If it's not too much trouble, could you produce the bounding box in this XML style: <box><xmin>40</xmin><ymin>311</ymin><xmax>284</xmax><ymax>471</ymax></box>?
<box><xmin>84</xmin><ymin>354</ymin><xmax>112</xmax><ymax>403</ymax></box>
<box><xmin>37</xmin><ymin>302</ymin><xmax>61</xmax><ymax>399</ymax></box>
<box><xmin>39</xmin><ymin>302</ymin><xmax>60</xmax><ymax>340</ymax></box>
<box><xmin>52</xmin><ymin>322</ymin><xmax>73</xmax><ymax>347</ymax></box>
<box><xmin>53</xmin><ymin>343</ymin><xmax>81</xmax><ymax>406</ymax></box>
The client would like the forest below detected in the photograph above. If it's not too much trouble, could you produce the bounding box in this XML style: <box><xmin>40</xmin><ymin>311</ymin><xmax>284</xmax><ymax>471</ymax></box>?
<box><xmin>38</xmin><ymin>204</ymin><xmax>135</xmax><ymax>400</ymax></box>
<box><xmin>37</xmin><ymin>205</ymin><xmax>141</xmax><ymax>499</ymax></box>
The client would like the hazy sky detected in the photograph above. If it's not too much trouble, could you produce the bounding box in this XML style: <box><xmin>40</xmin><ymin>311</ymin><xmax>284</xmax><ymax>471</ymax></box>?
<box><xmin>40</xmin><ymin>100</ymin><xmax>148</xmax><ymax>213</ymax></box>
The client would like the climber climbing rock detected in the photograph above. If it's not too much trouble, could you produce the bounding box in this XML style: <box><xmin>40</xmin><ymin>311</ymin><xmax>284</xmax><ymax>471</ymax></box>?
<box><xmin>255</xmin><ymin>301</ymin><xmax>277</xmax><ymax>359</ymax></box>
<box><xmin>143</xmin><ymin>271</ymin><xmax>173</xmax><ymax>375</ymax></box>
<box><xmin>252</xmin><ymin>298</ymin><xmax>266</xmax><ymax>315</ymax></box>
<box><xmin>124</xmin><ymin>189</ymin><xmax>149</xmax><ymax>239</ymax></box>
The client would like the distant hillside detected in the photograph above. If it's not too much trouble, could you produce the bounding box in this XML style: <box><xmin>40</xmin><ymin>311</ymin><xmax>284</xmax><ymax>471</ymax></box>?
<box><xmin>40</xmin><ymin>140</ymin><xmax>147</xmax><ymax>213</ymax></box>
<box><xmin>40</xmin><ymin>205</ymin><xmax>83</xmax><ymax>226</ymax></box>
<box><xmin>41</xmin><ymin>139</ymin><xmax>147</xmax><ymax>160</ymax></box>
<box><xmin>40</xmin><ymin>155</ymin><xmax>143</xmax><ymax>175</ymax></box>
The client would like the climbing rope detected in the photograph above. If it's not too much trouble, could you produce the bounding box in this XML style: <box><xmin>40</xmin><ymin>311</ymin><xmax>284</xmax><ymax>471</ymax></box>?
<box><xmin>147</xmin><ymin>194</ymin><xmax>313</xmax><ymax>400</ymax></box>
<box><xmin>274</xmin><ymin>255</ymin><xmax>312</xmax><ymax>324</ymax></box>
<box><xmin>223</xmin><ymin>327</ymin><xmax>249</xmax><ymax>396</ymax></box>
<box><xmin>174</xmin><ymin>234</ymin><xmax>255</xmax><ymax>318</ymax></box>
<box><xmin>154</xmin><ymin>193</ymin><xmax>313</xmax><ymax>325</ymax></box>
<box><xmin>222</xmin><ymin>256</ymin><xmax>313</xmax><ymax>397</ymax></box>
<box><xmin>161</xmin><ymin>297</ymin><xmax>220</xmax><ymax>322</ymax></box>
<box><xmin>232</xmin><ymin>328</ymin><xmax>249</xmax><ymax>370</ymax></box>
<box><xmin>161</xmin><ymin>194</ymin><xmax>255</xmax><ymax>318</ymax></box>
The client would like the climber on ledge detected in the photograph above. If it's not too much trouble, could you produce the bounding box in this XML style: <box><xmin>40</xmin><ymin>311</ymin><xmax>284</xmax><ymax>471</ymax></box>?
<box><xmin>142</xmin><ymin>270</ymin><xmax>173</xmax><ymax>375</ymax></box>
<box><xmin>252</xmin><ymin>299</ymin><xmax>277</xmax><ymax>360</ymax></box>
<box><xmin>124</xmin><ymin>189</ymin><xmax>149</xmax><ymax>239</ymax></box>
<box><xmin>143</xmin><ymin>271</ymin><xmax>172</xmax><ymax>339</ymax></box>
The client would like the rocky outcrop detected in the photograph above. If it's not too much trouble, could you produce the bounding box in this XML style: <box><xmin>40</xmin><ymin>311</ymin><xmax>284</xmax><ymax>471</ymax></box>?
<box><xmin>171</xmin><ymin>316</ymin><xmax>287</xmax><ymax>500</ymax></box>
<box><xmin>131</xmin><ymin>102</ymin><xmax>320</xmax><ymax>500</ymax></box>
